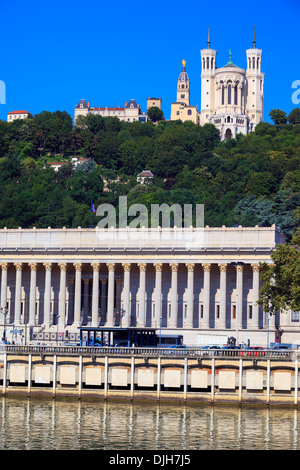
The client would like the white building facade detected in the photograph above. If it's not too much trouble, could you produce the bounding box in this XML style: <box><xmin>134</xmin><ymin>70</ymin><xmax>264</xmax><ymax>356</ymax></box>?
<box><xmin>0</xmin><ymin>225</ymin><xmax>298</xmax><ymax>347</ymax></box>
<box><xmin>74</xmin><ymin>99</ymin><xmax>147</xmax><ymax>124</ymax></box>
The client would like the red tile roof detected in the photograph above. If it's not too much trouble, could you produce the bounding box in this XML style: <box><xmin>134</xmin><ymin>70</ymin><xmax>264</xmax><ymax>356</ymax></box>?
<box><xmin>7</xmin><ymin>110</ymin><xmax>31</xmax><ymax>115</ymax></box>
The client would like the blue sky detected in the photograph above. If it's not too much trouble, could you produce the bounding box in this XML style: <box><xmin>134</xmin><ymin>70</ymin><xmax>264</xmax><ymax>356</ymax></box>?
<box><xmin>1</xmin><ymin>0</ymin><xmax>299</xmax><ymax>123</ymax></box>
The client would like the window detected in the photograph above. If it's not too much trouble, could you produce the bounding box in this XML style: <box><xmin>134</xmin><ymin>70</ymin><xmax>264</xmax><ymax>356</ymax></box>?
<box><xmin>228</xmin><ymin>84</ymin><xmax>231</xmax><ymax>104</ymax></box>
<box><xmin>234</xmin><ymin>86</ymin><xmax>237</xmax><ymax>105</ymax></box>
<box><xmin>232</xmin><ymin>305</ymin><xmax>236</xmax><ymax>319</ymax></box>
<box><xmin>216</xmin><ymin>305</ymin><xmax>220</xmax><ymax>319</ymax></box>
<box><xmin>292</xmin><ymin>311</ymin><xmax>300</xmax><ymax>322</ymax></box>
<box><xmin>222</xmin><ymin>86</ymin><xmax>225</xmax><ymax>105</ymax></box>
<box><xmin>249</xmin><ymin>305</ymin><xmax>253</xmax><ymax>319</ymax></box>
<box><xmin>200</xmin><ymin>304</ymin><xmax>203</xmax><ymax>318</ymax></box>
<box><xmin>187</xmin><ymin>109</ymin><xmax>192</xmax><ymax>115</ymax></box>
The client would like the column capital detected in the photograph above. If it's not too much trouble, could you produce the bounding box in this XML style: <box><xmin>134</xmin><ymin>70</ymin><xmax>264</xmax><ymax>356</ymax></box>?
<box><xmin>186</xmin><ymin>263</ymin><xmax>195</xmax><ymax>272</ymax></box>
<box><xmin>29</xmin><ymin>262</ymin><xmax>38</xmax><ymax>271</ymax></box>
<box><xmin>91</xmin><ymin>263</ymin><xmax>100</xmax><ymax>271</ymax></box>
<box><xmin>73</xmin><ymin>263</ymin><xmax>82</xmax><ymax>271</ymax></box>
<box><xmin>107</xmin><ymin>263</ymin><xmax>115</xmax><ymax>271</ymax></box>
<box><xmin>138</xmin><ymin>263</ymin><xmax>147</xmax><ymax>271</ymax></box>
<box><xmin>170</xmin><ymin>263</ymin><xmax>178</xmax><ymax>272</ymax></box>
<box><xmin>218</xmin><ymin>263</ymin><xmax>227</xmax><ymax>272</ymax></box>
<box><xmin>122</xmin><ymin>263</ymin><xmax>131</xmax><ymax>271</ymax></box>
<box><xmin>202</xmin><ymin>263</ymin><xmax>211</xmax><ymax>272</ymax></box>
<box><xmin>154</xmin><ymin>263</ymin><xmax>163</xmax><ymax>272</ymax></box>
<box><xmin>14</xmin><ymin>262</ymin><xmax>23</xmax><ymax>271</ymax></box>
<box><xmin>251</xmin><ymin>263</ymin><xmax>260</xmax><ymax>272</ymax></box>
<box><xmin>236</xmin><ymin>264</ymin><xmax>244</xmax><ymax>272</ymax></box>
<box><xmin>0</xmin><ymin>262</ymin><xmax>8</xmax><ymax>270</ymax></box>
<box><xmin>58</xmin><ymin>262</ymin><xmax>67</xmax><ymax>271</ymax></box>
<box><xmin>43</xmin><ymin>262</ymin><xmax>52</xmax><ymax>271</ymax></box>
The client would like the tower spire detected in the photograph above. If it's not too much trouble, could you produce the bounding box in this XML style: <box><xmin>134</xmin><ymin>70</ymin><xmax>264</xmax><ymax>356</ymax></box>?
<box><xmin>252</xmin><ymin>25</ymin><xmax>256</xmax><ymax>49</ymax></box>
<box><xmin>207</xmin><ymin>25</ymin><xmax>211</xmax><ymax>49</ymax></box>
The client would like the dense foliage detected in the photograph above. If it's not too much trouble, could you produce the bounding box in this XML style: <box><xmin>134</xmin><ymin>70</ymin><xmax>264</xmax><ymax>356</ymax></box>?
<box><xmin>258</xmin><ymin>244</ymin><xmax>300</xmax><ymax>315</ymax></box>
<box><xmin>0</xmin><ymin>108</ymin><xmax>299</xmax><ymax>241</ymax></box>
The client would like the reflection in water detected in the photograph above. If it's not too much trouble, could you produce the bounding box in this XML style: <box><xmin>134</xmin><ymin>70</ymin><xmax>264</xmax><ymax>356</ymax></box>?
<box><xmin>0</xmin><ymin>396</ymin><xmax>299</xmax><ymax>450</ymax></box>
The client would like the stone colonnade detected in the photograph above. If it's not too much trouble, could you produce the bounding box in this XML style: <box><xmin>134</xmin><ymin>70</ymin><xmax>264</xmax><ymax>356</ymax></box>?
<box><xmin>0</xmin><ymin>260</ymin><xmax>274</xmax><ymax>332</ymax></box>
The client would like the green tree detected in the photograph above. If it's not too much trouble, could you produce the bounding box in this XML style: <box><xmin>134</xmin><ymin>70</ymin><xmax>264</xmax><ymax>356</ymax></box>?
<box><xmin>288</xmin><ymin>108</ymin><xmax>300</xmax><ymax>125</ymax></box>
<box><xmin>269</xmin><ymin>109</ymin><xmax>287</xmax><ymax>126</ymax></box>
<box><xmin>147</xmin><ymin>106</ymin><xmax>164</xmax><ymax>123</ymax></box>
<box><xmin>258</xmin><ymin>244</ymin><xmax>300</xmax><ymax>316</ymax></box>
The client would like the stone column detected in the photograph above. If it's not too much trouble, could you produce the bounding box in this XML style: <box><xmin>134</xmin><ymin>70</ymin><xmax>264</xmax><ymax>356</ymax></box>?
<box><xmin>122</xmin><ymin>263</ymin><xmax>131</xmax><ymax>328</ymax></box>
<box><xmin>154</xmin><ymin>263</ymin><xmax>162</xmax><ymax>328</ymax></box>
<box><xmin>91</xmin><ymin>263</ymin><xmax>100</xmax><ymax>327</ymax></box>
<box><xmin>251</xmin><ymin>264</ymin><xmax>260</xmax><ymax>329</ymax></box>
<box><xmin>169</xmin><ymin>264</ymin><xmax>178</xmax><ymax>328</ymax></box>
<box><xmin>58</xmin><ymin>263</ymin><xmax>67</xmax><ymax>328</ymax></box>
<box><xmin>106</xmin><ymin>263</ymin><xmax>115</xmax><ymax>327</ymax></box>
<box><xmin>236</xmin><ymin>264</ymin><xmax>244</xmax><ymax>330</ymax></box>
<box><xmin>185</xmin><ymin>263</ymin><xmax>194</xmax><ymax>329</ymax></box>
<box><xmin>137</xmin><ymin>263</ymin><xmax>146</xmax><ymax>327</ymax></box>
<box><xmin>202</xmin><ymin>264</ymin><xmax>211</xmax><ymax>328</ymax></box>
<box><xmin>14</xmin><ymin>262</ymin><xmax>23</xmax><ymax>325</ymax></box>
<box><xmin>218</xmin><ymin>263</ymin><xmax>227</xmax><ymax>329</ymax></box>
<box><xmin>28</xmin><ymin>263</ymin><xmax>37</xmax><ymax>326</ymax></box>
<box><xmin>0</xmin><ymin>262</ymin><xmax>8</xmax><ymax>311</ymax></box>
<box><xmin>73</xmin><ymin>263</ymin><xmax>82</xmax><ymax>326</ymax></box>
<box><xmin>43</xmin><ymin>263</ymin><xmax>52</xmax><ymax>327</ymax></box>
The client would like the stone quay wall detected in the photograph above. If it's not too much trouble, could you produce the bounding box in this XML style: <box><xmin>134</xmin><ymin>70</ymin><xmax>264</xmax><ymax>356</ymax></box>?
<box><xmin>0</xmin><ymin>345</ymin><xmax>300</xmax><ymax>406</ymax></box>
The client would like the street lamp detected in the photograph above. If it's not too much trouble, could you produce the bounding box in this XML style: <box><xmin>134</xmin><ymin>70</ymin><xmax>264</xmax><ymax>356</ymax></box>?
<box><xmin>120</xmin><ymin>308</ymin><xmax>125</xmax><ymax>328</ymax></box>
<box><xmin>1</xmin><ymin>307</ymin><xmax>8</xmax><ymax>344</ymax></box>
<box><xmin>56</xmin><ymin>315</ymin><xmax>60</xmax><ymax>346</ymax></box>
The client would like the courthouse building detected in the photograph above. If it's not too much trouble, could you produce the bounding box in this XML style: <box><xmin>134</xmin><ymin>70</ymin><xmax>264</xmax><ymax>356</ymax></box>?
<box><xmin>0</xmin><ymin>225</ymin><xmax>298</xmax><ymax>347</ymax></box>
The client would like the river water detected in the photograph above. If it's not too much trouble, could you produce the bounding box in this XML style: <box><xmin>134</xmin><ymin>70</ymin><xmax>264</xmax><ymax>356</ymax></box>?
<box><xmin>0</xmin><ymin>396</ymin><xmax>298</xmax><ymax>451</ymax></box>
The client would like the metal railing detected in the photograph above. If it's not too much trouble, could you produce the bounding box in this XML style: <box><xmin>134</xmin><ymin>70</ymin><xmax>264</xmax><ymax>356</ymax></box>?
<box><xmin>0</xmin><ymin>345</ymin><xmax>296</xmax><ymax>360</ymax></box>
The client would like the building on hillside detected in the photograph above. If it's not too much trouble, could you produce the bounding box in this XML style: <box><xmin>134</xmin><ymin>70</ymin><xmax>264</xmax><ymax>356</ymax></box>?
<box><xmin>170</xmin><ymin>59</ymin><xmax>199</xmax><ymax>124</ymax></box>
<box><xmin>147</xmin><ymin>97</ymin><xmax>162</xmax><ymax>110</ymax></box>
<box><xmin>7</xmin><ymin>110</ymin><xmax>32</xmax><ymax>122</ymax></box>
<box><xmin>170</xmin><ymin>27</ymin><xmax>264</xmax><ymax>139</ymax></box>
<box><xmin>74</xmin><ymin>98</ymin><xmax>147</xmax><ymax>124</ymax></box>
<box><xmin>137</xmin><ymin>170</ymin><xmax>154</xmax><ymax>184</ymax></box>
<box><xmin>0</xmin><ymin>225</ymin><xmax>298</xmax><ymax>347</ymax></box>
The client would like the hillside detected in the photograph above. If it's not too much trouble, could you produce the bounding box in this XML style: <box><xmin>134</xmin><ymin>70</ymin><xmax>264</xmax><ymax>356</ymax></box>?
<box><xmin>0</xmin><ymin>109</ymin><xmax>299</xmax><ymax>242</ymax></box>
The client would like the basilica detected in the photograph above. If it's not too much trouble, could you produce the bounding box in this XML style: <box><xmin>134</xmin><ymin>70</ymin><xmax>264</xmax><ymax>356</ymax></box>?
<box><xmin>171</xmin><ymin>28</ymin><xmax>264</xmax><ymax>139</ymax></box>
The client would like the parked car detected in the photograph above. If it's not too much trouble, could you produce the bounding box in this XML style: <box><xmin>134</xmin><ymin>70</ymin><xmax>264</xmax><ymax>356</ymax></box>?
<box><xmin>239</xmin><ymin>347</ymin><xmax>265</xmax><ymax>357</ymax></box>
<box><xmin>202</xmin><ymin>345</ymin><xmax>222</xmax><ymax>356</ymax></box>
<box><xmin>272</xmin><ymin>343</ymin><xmax>291</xmax><ymax>350</ymax></box>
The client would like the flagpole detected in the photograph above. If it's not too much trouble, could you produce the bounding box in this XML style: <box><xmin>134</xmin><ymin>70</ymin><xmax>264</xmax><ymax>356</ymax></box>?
<box><xmin>90</xmin><ymin>201</ymin><xmax>93</xmax><ymax>229</ymax></box>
